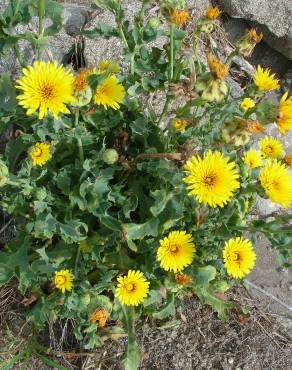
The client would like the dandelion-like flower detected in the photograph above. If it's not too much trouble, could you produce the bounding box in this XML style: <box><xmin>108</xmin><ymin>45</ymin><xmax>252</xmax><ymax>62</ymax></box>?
<box><xmin>94</xmin><ymin>75</ymin><xmax>125</xmax><ymax>110</ymax></box>
<box><xmin>173</xmin><ymin>118</ymin><xmax>187</xmax><ymax>131</ymax></box>
<box><xmin>16</xmin><ymin>61</ymin><xmax>75</xmax><ymax>119</ymax></box>
<box><xmin>205</xmin><ymin>6</ymin><xmax>222</xmax><ymax>20</ymax></box>
<box><xmin>259</xmin><ymin>160</ymin><xmax>292</xmax><ymax>208</ymax></box>
<box><xmin>157</xmin><ymin>231</ymin><xmax>195</xmax><ymax>272</ymax></box>
<box><xmin>253</xmin><ymin>66</ymin><xmax>280</xmax><ymax>91</ymax></box>
<box><xmin>259</xmin><ymin>136</ymin><xmax>284</xmax><ymax>159</ymax></box>
<box><xmin>98</xmin><ymin>60</ymin><xmax>120</xmax><ymax>74</ymax></box>
<box><xmin>242</xmin><ymin>149</ymin><xmax>262</xmax><ymax>169</ymax></box>
<box><xmin>183</xmin><ymin>151</ymin><xmax>240</xmax><ymax>207</ymax></box>
<box><xmin>207</xmin><ymin>53</ymin><xmax>229</xmax><ymax>81</ymax></box>
<box><xmin>116</xmin><ymin>270</ymin><xmax>149</xmax><ymax>306</ymax></box>
<box><xmin>169</xmin><ymin>9</ymin><xmax>190</xmax><ymax>28</ymax></box>
<box><xmin>90</xmin><ymin>309</ymin><xmax>108</xmax><ymax>327</ymax></box>
<box><xmin>277</xmin><ymin>92</ymin><xmax>292</xmax><ymax>134</ymax></box>
<box><xmin>175</xmin><ymin>273</ymin><xmax>192</xmax><ymax>285</ymax></box>
<box><xmin>30</xmin><ymin>143</ymin><xmax>51</xmax><ymax>167</ymax></box>
<box><xmin>223</xmin><ymin>237</ymin><xmax>256</xmax><ymax>279</ymax></box>
<box><xmin>54</xmin><ymin>269</ymin><xmax>73</xmax><ymax>293</ymax></box>
<box><xmin>240</xmin><ymin>98</ymin><xmax>255</xmax><ymax>110</ymax></box>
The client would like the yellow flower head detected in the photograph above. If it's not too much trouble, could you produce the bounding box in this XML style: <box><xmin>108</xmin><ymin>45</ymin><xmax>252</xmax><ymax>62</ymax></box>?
<box><xmin>98</xmin><ymin>60</ymin><xmax>120</xmax><ymax>74</ymax></box>
<box><xmin>94</xmin><ymin>75</ymin><xmax>125</xmax><ymax>110</ymax></box>
<box><xmin>175</xmin><ymin>273</ymin><xmax>192</xmax><ymax>285</ymax></box>
<box><xmin>240</xmin><ymin>98</ymin><xmax>255</xmax><ymax>110</ymax></box>
<box><xmin>253</xmin><ymin>66</ymin><xmax>280</xmax><ymax>91</ymax></box>
<box><xmin>259</xmin><ymin>136</ymin><xmax>284</xmax><ymax>159</ymax></box>
<box><xmin>277</xmin><ymin>92</ymin><xmax>292</xmax><ymax>134</ymax></box>
<box><xmin>173</xmin><ymin>118</ymin><xmax>187</xmax><ymax>131</ymax></box>
<box><xmin>116</xmin><ymin>270</ymin><xmax>149</xmax><ymax>306</ymax></box>
<box><xmin>284</xmin><ymin>154</ymin><xmax>292</xmax><ymax>167</ymax></box>
<box><xmin>205</xmin><ymin>6</ymin><xmax>222</xmax><ymax>20</ymax></box>
<box><xmin>170</xmin><ymin>9</ymin><xmax>190</xmax><ymax>28</ymax></box>
<box><xmin>157</xmin><ymin>230</ymin><xmax>195</xmax><ymax>273</ymax></box>
<box><xmin>242</xmin><ymin>149</ymin><xmax>262</xmax><ymax>169</ymax></box>
<box><xmin>183</xmin><ymin>151</ymin><xmax>240</xmax><ymax>207</ymax></box>
<box><xmin>90</xmin><ymin>309</ymin><xmax>108</xmax><ymax>328</ymax></box>
<box><xmin>54</xmin><ymin>269</ymin><xmax>73</xmax><ymax>293</ymax></box>
<box><xmin>16</xmin><ymin>61</ymin><xmax>75</xmax><ymax>119</ymax></box>
<box><xmin>246</xmin><ymin>28</ymin><xmax>263</xmax><ymax>43</ymax></box>
<box><xmin>259</xmin><ymin>160</ymin><xmax>292</xmax><ymax>208</ymax></box>
<box><xmin>30</xmin><ymin>143</ymin><xmax>51</xmax><ymax>167</ymax></box>
<box><xmin>223</xmin><ymin>237</ymin><xmax>256</xmax><ymax>279</ymax></box>
<box><xmin>207</xmin><ymin>53</ymin><xmax>229</xmax><ymax>81</ymax></box>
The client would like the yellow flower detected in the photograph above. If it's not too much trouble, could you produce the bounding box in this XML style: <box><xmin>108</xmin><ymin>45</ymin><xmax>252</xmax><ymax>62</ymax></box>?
<box><xmin>259</xmin><ymin>160</ymin><xmax>292</xmax><ymax>208</ymax></box>
<box><xmin>284</xmin><ymin>154</ymin><xmax>292</xmax><ymax>167</ymax></box>
<box><xmin>173</xmin><ymin>118</ymin><xmax>187</xmax><ymax>131</ymax></box>
<box><xmin>16</xmin><ymin>61</ymin><xmax>75</xmax><ymax>119</ymax></box>
<box><xmin>175</xmin><ymin>273</ymin><xmax>192</xmax><ymax>285</ymax></box>
<box><xmin>205</xmin><ymin>6</ymin><xmax>222</xmax><ymax>20</ymax></box>
<box><xmin>253</xmin><ymin>66</ymin><xmax>280</xmax><ymax>91</ymax></box>
<box><xmin>242</xmin><ymin>149</ymin><xmax>262</xmax><ymax>169</ymax></box>
<box><xmin>157</xmin><ymin>231</ymin><xmax>195</xmax><ymax>273</ymax></box>
<box><xmin>30</xmin><ymin>143</ymin><xmax>51</xmax><ymax>166</ymax></box>
<box><xmin>277</xmin><ymin>92</ymin><xmax>292</xmax><ymax>134</ymax></box>
<box><xmin>207</xmin><ymin>53</ymin><xmax>229</xmax><ymax>81</ymax></box>
<box><xmin>94</xmin><ymin>75</ymin><xmax>125</xmax><ymax>110</ymax></box>
<box><xmin>223</xmin><ymin>237</ymin><xmax>256</xmax><ymax>279</ymax></box>
<box><xmin>259</xmin><ymin>136</ymin><xmax>284</xmax><ymax>159</ymax></box>
<box><xmin>116</xmin><ymin>270</ymin><xmax>149</xmax><ymax>306</ymax></box>
<box><xmin>54</xmin><ymin>269</ymin><xmax>73</xmax><ymax>293</ymax></box>
<box><xmin>240</xmin><ymin>98</ymin><xmax>255</xmax><ymax>110</ymax></box>
<box><xmin>98</xmin><ymin>60</ymin><xmax>120</xmax><ymax>74</ymax></box>
<box><xmin>169</xmin><ymin>9</ymin><xmax>190</xmax><ymax>28</ymax></box>
<box><xmin>90</xmin><ymin>309</ymin><xmax>108</xmax><ymax>328</ymax></box>
<box><xmin>183</xmin><ymin>151</ymin><xmax>240</xmax><ymax>207</ymax></box>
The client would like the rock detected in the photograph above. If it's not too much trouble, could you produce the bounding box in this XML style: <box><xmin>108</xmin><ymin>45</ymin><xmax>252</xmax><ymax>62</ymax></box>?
<box><xmin>63</xmin><ymin>4</ymin><xmax>91</xmax><ymax>36</ymax></box>
<box><xmin>281</xmin><ymin>69</ymin><xmax>292</xmax><ymax>94</ymax></box>
<box><xmin>218</xmin><ymin>0</ymin><xmax>292</xmax><ymax>61</ymax></box>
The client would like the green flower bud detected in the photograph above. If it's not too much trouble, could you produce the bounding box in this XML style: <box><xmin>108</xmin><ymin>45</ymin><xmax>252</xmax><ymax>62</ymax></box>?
<box><xmin>72</xmin><ymin>86</ymin><xmax>92</xmax><ymax>107</ymax></box>
<box><xmin>148</xmin><ymin>17</ymin><xmax>160</xmax><ymax>29</ymax></box>
<box><xmin>36</xmin><ymin>188</ymin><xmax>47</xmax><ymax>201</ymax></box>
<box><xmin>0</xmin><ymin>160</ymin><xmax>9</xmax><ymax>187</ymax></box>
<box><xmin>102</xmin><ymin>149</ymin><xmax>119</xmax><ymax>165</ymax></box>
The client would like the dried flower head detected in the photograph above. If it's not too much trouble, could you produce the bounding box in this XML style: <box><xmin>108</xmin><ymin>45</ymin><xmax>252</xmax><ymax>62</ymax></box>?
<box><xmin>284</xmin><ymin>155</ymin><xmax>292</xmax><ymax>167</ymax></box>
<box><xmin>207</xmin><ymin>53</ymin><xmax>229</xmax><ymax>81</ymax></box>
<box><xmin>170</xmin><ymin>9</ymin><xmax>190</xmax><ymax>28</ymax></box>
<box><xmin>175</xmin><ymin>274</ymin><xmax>192</xmax><ymax>285</ymax></box>
<box><xmin>205</xmin><ymin>6</ymin><xmax>222</xmax><ymax>20</ymax></box>
<box><xmin>90</xmin><ymin>309</ymin><xmax>108</xmax><ymax>328</ymax></box>
<box><xmin>246</xmin><ymin>28</ymin><xmax>263</xmax><ymax>43</ymax></box>
<box><xmin>245</xmin><ymin>120</ymin><xmax>264</xmax><ymax>134</ymax></box>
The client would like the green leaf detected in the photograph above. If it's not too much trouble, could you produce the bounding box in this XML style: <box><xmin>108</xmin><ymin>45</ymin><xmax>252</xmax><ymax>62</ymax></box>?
<box><xmin>82</xmin><ymin>22</ymin><xmax>119</xmax><ymax>39</ymax></box>
<box><xmin>122</xmin><ymin>218</ymin><xmax>159</xmax><ymax>240</ymax></box>
<box><xmin>5</xmin><ymin>137</ymin><xmax>30</xmax><ymax>171</ymax></box>
<box><xmin>150</xmin><ymin>189</ymin><xmax>173</xmax><ymax>217</ymax></box>
<box><xmin>195</xmin><ymin>265</ymin><xmax>217</xmax><ymax>286</ymax></box>
<box><xmin>59</xmin><ymin>220</ymin><xmax>87</xmax><ymax>243</ymax></box>
<box><xmin>99</xmin><ymin>215</ymin><xmax>121</xmax><ymax>232</ymax></box>
<box><xmin>256</xmin><ymin>100</ymin><xmax>276</xmax><ymax>125</ymax></box>
<box><xmin>195</xmin><ymin>286</ymin><xmax>234</xmax><ymax>320</ymax></box>
<box><xmin>152</xmin><ymin>292</ymin><xmax>175</xmax><ymax>320</ymax></box>
<box><xmin>0</xmin><ymin>74</ymin><xmax>16</xmax><ymax>112</ymax></box>
<box><xmin>43</xmin><ymin>0</ymin><xmax>63</xmax><ymax>36</ymax></box>
<box><xmin>143</xmin><ymin>290</ymin><xmax>162</xmax><ymax>307</ymax></box>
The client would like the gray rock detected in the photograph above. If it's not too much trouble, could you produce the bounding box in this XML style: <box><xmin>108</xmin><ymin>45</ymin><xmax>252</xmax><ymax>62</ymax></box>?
<box><xmin>64</xmin><ymin>4</ymin><xmax>91</xmax><ymax>36</ymax></box>
<box><xmin>281</xmin><ymin>69</ymin><xmax>292</xmax><ymax>94</ymax></box>
<box><xmin>218</xmin><ymin>0</ymin><xmax>292</xmax><ymax>60</ymax></box>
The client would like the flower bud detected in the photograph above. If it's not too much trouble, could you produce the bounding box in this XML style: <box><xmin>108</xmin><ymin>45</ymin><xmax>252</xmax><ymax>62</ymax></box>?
<box><xmin>235</xmin><ymin>28</ymin><xmax>263</xmax><ymax>58</ymax></box>
<box><xmin>36</xmin><ymin>188</ymin><xmax>47</xmax><ymax>201</ymax></box>
<box><xmin>201</xmin><ymin>79</ymin><xmax>228</xmax><ymax>102</ymax></box>
<box><xmin>148</xmin><ymin>16</ymin><xmax>160</xmax><ymax>29</ymax></box>
<box><xmin>102</xmin><ymin>149</ymin><xmax>119</xmax><ymax>165</ymax></box>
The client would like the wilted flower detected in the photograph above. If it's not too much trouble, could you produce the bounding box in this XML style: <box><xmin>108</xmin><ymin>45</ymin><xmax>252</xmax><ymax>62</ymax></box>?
<box><xmin>90</xmin><ymin>309</ymin><xmax>108</xmax><ymax>327</ymax></box>
<box><xmin>207</xmin><ymin>53</ymin><xmax>229</xmax><ymax>81</ymax></box>
<box><xmin>205</xmin><ymin>6</ymin><xmax>222</xmax><ymax>20</ymax></box>
<box><xmin>284</xmin><ymin>155</ymin><xmax>292</xmax><ymax>167</ymax></box>
<box><xmin>175</xmin><ymin>274</ymin><xmax>192</xmax><ymax>285</ymax></box>
<box><xmin>236</xmin><ymin>28</ymin><xmax>263</xmax><ymax>57</ymax></box>
<box><xmin>169</xmin><ymin>9</ymin><xmax>190</xmax><ymax>28</ymax></box>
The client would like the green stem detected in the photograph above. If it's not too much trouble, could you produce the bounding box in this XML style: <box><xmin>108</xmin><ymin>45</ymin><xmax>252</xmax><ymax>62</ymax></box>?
<box><xmin>6</xmin><ymin>179</ymin><xmax>21</xmax><ymax>187</ymax></box>
<box><xmin>37</xmin><ymin>0</ymin><xmax>45</xmax><ymax>60</ymax></box>
<box><xmin>74</xmin><ymin>245</ymin><xmax>80</xmax><ymax>276</ymax></box>
<box><xmin>74</xmin><ymin>110</ymin><xmax>84</xmax><ymax>164</ymax></box>
<box><xmin>130</xmin><ymin>52</ymin><xmax>135</xmax><ymax>75</ymax></box>
<box><xmin>157</xmin><ymin>94</ymin><xmax>172</xmax><ymax>125</ymax></box>
<box><xmin>170</xmin><ymin>24</ymin><xmax>174</xmax><ymax>80</ymax></box>
<box><xmin>13</xmin><ymin>45</ymin><xmax>25</xmax><ymax>67</ymax></box>
<box><xmin>225</xmin><ymin>50</ymin><xmax>238</xmax><ymax>66</ymax></box>
<box><xmin>119</xmin><ymin>25</ymin><xmax>130</xmax><ymax>50</ymax></box>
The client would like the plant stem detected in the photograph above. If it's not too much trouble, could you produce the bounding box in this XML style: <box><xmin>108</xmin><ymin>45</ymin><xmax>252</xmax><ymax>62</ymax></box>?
<box><xmin>118</xmin><ymin>25</ymin><xmax>130</xmax><ymax>50</ymax></box>
<box><xmin>37</xmin><ymin>0</ymin><xmax>45</xmax><ymax>60</ymax></box>
<box><xmin>74</xmin><ymin>110</ymin><xmax>84</xmax><ymax>164</ymax></box>
<box><xmin>157</xmin><ymin>94</ymin><xmax>172</xmax><ymax>125</ymax></box>
<box><xmin>13</xmin><ymin>45</ymin><xmax>25</xmax><ymax>67</ymax></box>
<box><xmin>225</xmin><ymin>50</ymin><xmax>237</xmax><ymax>66</ymax></box>
<box><xmin>136</xmin><ymin>153</ymin><xmax>182</xmax><ymax>160</ymax></box>
<box><xmin>74</xmin><ymin>245</ymin><xmax>80</xmax><ymax>276</ymax></box>
<box><xmin>169</xmin><ymin>24</ymin><xmax>174</xmax><ymax>80</ymax></box>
